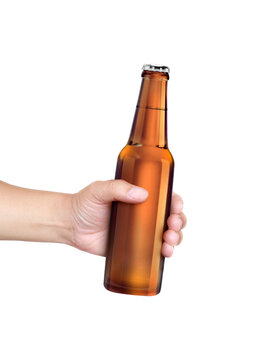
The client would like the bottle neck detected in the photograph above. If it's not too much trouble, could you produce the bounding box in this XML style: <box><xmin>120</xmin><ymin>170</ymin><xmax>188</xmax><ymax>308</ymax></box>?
<box><xmin>128</xmin><ymin>70</ymin><xmax>169</xmax><ymax>148</ymax></box>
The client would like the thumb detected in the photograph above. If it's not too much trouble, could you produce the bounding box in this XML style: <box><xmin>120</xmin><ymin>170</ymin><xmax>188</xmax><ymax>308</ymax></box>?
<box><xmin>89</xmin><ymin>179</ymin><xmax>149</xmax><ymax>204</ymax></box>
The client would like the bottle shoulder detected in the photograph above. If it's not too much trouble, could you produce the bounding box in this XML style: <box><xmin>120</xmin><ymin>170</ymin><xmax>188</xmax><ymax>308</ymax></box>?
<box><xmin>118</xmin><ymin>144</ymin><xmax>174</xmax><ymax>164</ymax></box>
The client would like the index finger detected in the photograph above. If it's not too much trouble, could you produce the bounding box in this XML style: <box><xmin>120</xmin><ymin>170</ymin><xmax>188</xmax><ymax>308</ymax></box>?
<box><xmin>170</xmin><ymin>192</ymin><xmax>184</xmax><ymax>214</ymax></box>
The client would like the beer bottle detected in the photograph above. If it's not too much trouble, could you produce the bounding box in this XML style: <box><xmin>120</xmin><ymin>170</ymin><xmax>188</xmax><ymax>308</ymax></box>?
<box><xmin>104</xmin><ymin>64</ymin><xmax>174</xmax><ymax>296</ymax></box>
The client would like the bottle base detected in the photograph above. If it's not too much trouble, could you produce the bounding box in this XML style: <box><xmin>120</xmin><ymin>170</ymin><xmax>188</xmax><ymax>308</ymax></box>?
<box><xmin>104</xmin><ymin>282</ymin><xmax>160</xmax><ymax>296</ymax></box>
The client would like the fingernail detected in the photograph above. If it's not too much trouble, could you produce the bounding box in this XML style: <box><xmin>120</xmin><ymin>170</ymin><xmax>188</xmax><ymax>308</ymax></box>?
<box><xmin>128</xmin><ymin>187</ymin><xmax>148</xmax><ymax>200</ymax></box>
<box><xmin>178</xmin><ymin>218</ymin><xmax>183</xmax><ymax>230</ymax></box>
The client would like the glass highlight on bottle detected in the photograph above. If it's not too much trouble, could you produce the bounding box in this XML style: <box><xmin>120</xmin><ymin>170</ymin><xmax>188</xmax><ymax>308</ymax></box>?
<box><xmin>104</xmin><ymin>64</ymin><xmax>174</xmax><ymax>296</ymax></box>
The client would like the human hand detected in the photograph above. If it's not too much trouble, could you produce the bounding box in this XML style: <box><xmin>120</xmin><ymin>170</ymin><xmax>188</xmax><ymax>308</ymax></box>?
<box><xmin>70</xmin><ymin>180</ymin><xmax>186</xmax><ymax>257</ymax></box>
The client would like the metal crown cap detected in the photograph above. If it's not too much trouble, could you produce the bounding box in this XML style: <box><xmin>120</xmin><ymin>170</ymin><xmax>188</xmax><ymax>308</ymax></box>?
<box><xmin>142</xmin><ymin>64</ymin><xmax>170</xmax><ymax>73</ymax></box>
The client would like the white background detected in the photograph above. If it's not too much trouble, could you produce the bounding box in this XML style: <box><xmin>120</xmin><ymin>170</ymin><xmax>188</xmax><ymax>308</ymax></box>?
<box><xmin>0</xmin><ymin>0</ymin><xmax>269</xmax><ymax>359</ymax></box>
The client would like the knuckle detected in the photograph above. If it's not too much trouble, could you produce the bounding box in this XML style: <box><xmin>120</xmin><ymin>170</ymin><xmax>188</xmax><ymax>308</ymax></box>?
<box><xmin>115</xmin><ymin>179</ymin><xmax>128</xmax><ymax>188</ymax></box>
<box><xmin>90</xmin><ymin>180</ymin><xmax>102</xmax><ymax>189</ymax></box>
<box><xmin>111</xmin><ymin>179</ymin><xmax>129</xmax><ymax>195</ymax></box>
<box><xmin>106</xmin><ymin>180</ymin><xmax>117</xmax><ymax>193</ymax></box>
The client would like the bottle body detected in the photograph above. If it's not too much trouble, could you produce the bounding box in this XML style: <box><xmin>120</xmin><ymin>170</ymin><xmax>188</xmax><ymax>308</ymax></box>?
<box><xmin>104</xmin><ymin>65</ymin><xmax>174</xmax><ymax>296</ymax></box>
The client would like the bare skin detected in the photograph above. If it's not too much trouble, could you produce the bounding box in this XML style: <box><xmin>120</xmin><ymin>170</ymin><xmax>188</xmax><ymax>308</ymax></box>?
<box><xmin>0</xmin><ymin>180</ymin><xmax>186</xmax><ymax>257</ymax></box>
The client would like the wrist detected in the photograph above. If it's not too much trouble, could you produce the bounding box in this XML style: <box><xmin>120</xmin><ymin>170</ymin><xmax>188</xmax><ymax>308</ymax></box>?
<box><xmin>50</xmin><ymin>193</ymin><xmax>74</xmax><ymax>247</ymax></box>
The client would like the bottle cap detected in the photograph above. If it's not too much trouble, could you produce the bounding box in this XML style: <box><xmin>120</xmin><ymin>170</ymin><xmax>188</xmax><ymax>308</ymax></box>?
<box><xmin>142</xmin><ymin>64</ymin><xmax>170</xmax><ymax>73</ymax></box>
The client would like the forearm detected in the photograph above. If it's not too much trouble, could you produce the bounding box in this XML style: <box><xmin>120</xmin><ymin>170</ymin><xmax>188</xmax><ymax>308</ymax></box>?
<box><xmin>0</xmin><ymin>181</ymin><xmax>73</xmax><ymax>245</ymax></box>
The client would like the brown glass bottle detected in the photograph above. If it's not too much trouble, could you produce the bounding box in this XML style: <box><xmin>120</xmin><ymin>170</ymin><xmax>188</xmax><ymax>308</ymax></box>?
<box><xmin>104</xmin><ymin>64</ymin><xmax>174</xmax><ymax>296</ymax></box>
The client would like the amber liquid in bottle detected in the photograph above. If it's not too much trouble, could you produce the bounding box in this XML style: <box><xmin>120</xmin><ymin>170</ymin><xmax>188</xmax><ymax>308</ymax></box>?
<box><xmin>104</xmin><ymin>64</ymin><xmax>174</xmax><ymax>296</ymax></box>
